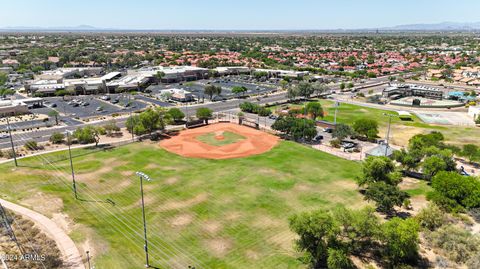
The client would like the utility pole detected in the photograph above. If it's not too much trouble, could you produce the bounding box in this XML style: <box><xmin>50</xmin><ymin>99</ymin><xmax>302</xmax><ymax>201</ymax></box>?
<box><xmin>66</xmin><ymin>131</ymin><xmax>78</xmax><ymax>199</ymax></box>
<box><xmin>6</xmin><ymin>117</ymin><xmax>17</xmax><ymax>167</ymax></box>
<box><xmin>135</xmin><ymin>171</ymin><xmax>151</xmax><ymax>268</ymax></box>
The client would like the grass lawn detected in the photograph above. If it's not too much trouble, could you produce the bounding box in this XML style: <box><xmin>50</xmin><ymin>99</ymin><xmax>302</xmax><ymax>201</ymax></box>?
<box><xmin>271</xmin><ymin>100</ymin><xmax>480</xmax><ymax>147</ymax></box>
<box><xmin>196</xmin><ymin>131</ymin><xmax>246</xmax><ymax>146</ymax></box>
<box><xmin>0</xmin><ymin>141</ymin><xmax>366</xmax><ymax>269</ymax></box>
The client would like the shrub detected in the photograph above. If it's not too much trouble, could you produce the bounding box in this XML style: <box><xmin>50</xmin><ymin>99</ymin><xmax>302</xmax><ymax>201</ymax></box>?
<box><xmin>415</xmin><ymin>204</ymin><xmax>448</xmax><ymax>231</ymax></box>
<box><xmin>330</xmin><ymin>138</ymin><xmax>341</xmax><ymax>148</ymax></box>
<box><xmin>425</xmin><ymin>225</ymin><xmax>480</xmax><ymax>264</ymax></box>
<box><xmin>3</xmin><ymin>149</ymin><xmax>17</xmax><ymax>159</ymax></box>
<box><xmin>49</xmin><ymin>132</ymin><xmax>65</xmax><ymax>144</ymax></box>
<box><xmin>24</xmin><ymin>140</ymin><xmax>40</xmax><ymax>151</ymax></box>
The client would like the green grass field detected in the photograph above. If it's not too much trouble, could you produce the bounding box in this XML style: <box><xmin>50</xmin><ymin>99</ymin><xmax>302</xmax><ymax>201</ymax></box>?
<box><xmin>196</xmin><ymin>131</ymin><xmax>246</xmax><ymax>146</ymax></box>
<box><xmin>0</xmin><ymin>141</ymin><xmax>366</xmax><ymax>269</ymax></box>
<box><xmin>271</xmin><ymin>100</ymin><xmax>480</xmax><ymax>146</ymax></box>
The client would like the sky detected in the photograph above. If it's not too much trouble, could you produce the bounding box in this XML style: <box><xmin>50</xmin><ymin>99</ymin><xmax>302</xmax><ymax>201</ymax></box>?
<box><xmin>1</xmin><ymin>0</ymin><xmax>479</xmax><ymax>30</ymax></box>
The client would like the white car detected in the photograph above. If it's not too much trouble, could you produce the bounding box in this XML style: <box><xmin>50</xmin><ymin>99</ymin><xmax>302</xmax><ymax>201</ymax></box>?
<box><xmin>0</xmin><ymin>134</ymin><xmax>10</xmax><ymax>139</ymax></box>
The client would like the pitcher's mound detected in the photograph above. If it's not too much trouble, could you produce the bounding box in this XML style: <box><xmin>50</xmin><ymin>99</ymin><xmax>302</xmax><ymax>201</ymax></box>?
<box><xmin>160</xmin><ymin>123</ymin><xmax>279</xmax><ymax>159</ymax></box>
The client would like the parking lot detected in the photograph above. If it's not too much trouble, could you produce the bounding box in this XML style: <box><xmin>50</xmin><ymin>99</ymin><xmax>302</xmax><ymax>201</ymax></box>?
<box><xmin>43</xmin><ymin>94</ymin><xmax>150</xmax><ymax>120</ymax></box>
<box><xmin>146</xmin><ymin>78</ymin><xmax>278</xmax><ymax>101</ymax></box>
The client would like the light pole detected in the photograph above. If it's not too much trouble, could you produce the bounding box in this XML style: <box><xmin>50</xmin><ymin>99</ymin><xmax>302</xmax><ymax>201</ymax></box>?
<box><xmin>333</xmin><ymin>101</ymin><xmax>340</xmax><ymax>126</ymax></box>
<box><xmin>6</xmin><ymin>117</ymin><xmax>17</xmax><ymax>167</ymax></box>
<box><xmin>383</xmin><ymin>113</ymin><xmax>396</xmax><ymax>157</ymax></box>
<box><xmin>135</xmin><ymin>171</ymin><xmax>151</xmax><ymax>268</ymax></box>
<box><xmin>65</xmin><ymin>131</ymin><xmax>78</xmax><ymax>199</ymax></box>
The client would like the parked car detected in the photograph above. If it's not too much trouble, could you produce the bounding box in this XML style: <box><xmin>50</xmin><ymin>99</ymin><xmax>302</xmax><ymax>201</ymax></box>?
<box><xmin>0</xmin><ymin>134</ymin><xmax>10</xmax><ymax>139</ymax></box>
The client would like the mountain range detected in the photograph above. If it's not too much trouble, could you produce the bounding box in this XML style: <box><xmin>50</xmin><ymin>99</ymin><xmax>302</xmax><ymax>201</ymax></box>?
<box><xmin>1</xmin><ymin>22</ymin><xmax>480</xmax><ymax>32</ymax></box>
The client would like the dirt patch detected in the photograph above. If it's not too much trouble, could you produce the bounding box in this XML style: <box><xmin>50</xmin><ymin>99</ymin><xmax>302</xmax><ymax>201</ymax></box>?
<box><xmin>202</xmin><ymin>220</ymin><xmax>222</xmax><ymax>234</ymax></box>
<box><xmin>51</xmin><ymin>212</ymin><xmax>74</xmax><ymax>233</ymax></box>
<box><xmin>158</xmin><ymin>193</ymin><xmax>208</xmax><ymax>212</ymax></box>
<box><xmin>225</xmin><ymin>211</ymin><xmax>242</xmax><ymax>221</ymax></box>
<box><xmin>170</xmin><ymin>214</ymin><xmax>194</xmax><ymax>227</ymax></box>
<box><xmin>21</xmin><ymin>192</ymin><xmax>63</xmax><ymax>217</ymax></box>
<box><xmin>165</xmin><ymin>177</ymin><xmax>179</xmax><ymax>185</ymax></box>
<box><xmin>204</xmin><ymin>238</ymin><xmax>232</xmax><ymax>257</ymax></box>
<box><xmin>245</xmin><ymin>249</ymin><xmax>260</xmax><ymax>260</ymax></box>
<box><xmin>159</xmin><ymin>123</ymin><xmax>279</xmax><ymax>159</ymax></box>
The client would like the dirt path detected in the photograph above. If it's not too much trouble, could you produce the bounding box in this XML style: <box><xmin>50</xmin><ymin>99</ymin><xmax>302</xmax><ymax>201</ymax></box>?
<box><xmin>0</xmin><ymin>198</ymin><xmax>85</xmax><ymax>269</ymax></box>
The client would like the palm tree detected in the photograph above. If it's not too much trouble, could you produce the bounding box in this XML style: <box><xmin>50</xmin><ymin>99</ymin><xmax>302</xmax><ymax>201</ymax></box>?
<box><xmin>48</xmin><ymin>110</ymin><xmax>60</xmax><ymax>125</ymax></box>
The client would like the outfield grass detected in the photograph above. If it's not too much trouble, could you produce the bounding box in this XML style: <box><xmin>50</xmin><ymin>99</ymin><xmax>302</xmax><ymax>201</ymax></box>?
<box><xmin>271</xmin><ymin>100</ymin><xmax>480</xmax><ymax>147</ymax></box>
<box><xmin>196</xmin><ymin>131</ymin><xmax>246</xmax><ymax>146</ymax></box>
<box><xmin>0</xmin><ymin>141</ymin><xmax>366</xmax><ymax>269</ymax></box>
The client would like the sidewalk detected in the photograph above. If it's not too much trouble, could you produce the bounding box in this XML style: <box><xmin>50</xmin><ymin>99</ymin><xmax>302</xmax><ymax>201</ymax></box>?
<box><xmin>0</xmin><ymin>198</ymin><xmax>85</xmax><ymax>269</ymax></box>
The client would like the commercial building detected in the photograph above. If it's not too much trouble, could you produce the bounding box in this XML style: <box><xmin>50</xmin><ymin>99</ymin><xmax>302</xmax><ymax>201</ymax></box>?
<box><xmin>0</xmin><ymin>98</ymin><xmax>43</xmax><ymax>116</ymax></box>
<box><xmin>383</xmin><ymin>84</ymin><xmax>444</xmax><ymax>100</ymax></box>
<box><xmin>158</xmin><ymin>88</ymin><xmax>194</xmax><ymax>102</ymax></box>
<box><xmin>34</xmin><ymin>67</ymin><xmax>103</xmax><ymax>81</ymax></box>
<box><xmin>254</xmin><ymin>68</ymin><xmax>309</xmax><ymax>79</ymax></box>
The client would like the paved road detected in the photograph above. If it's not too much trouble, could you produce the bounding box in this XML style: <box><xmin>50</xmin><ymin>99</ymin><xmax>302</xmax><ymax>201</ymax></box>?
<box><xmin>0</xmin><ymin>198</ymin><xmax>85</xmax><ymax>269</ymax></box>
<box><xmin>0</xmin><ymin>76</ymin><xmax>393</xmax><ymax>150</ymax></box>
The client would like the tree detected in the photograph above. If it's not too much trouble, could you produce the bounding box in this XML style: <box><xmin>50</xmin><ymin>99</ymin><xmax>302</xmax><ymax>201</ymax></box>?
<box><xmin>49</xmin><ymin>132</ymin><xmax>65</xmax><ymax>144</ymax></box>
<box><xmin>167</xmin><ymin>108</ymin><xmax>185</xmax><ymax>122</ymax></box>
<box><xmin>327</xmin><ymin>248</ymin><xmax>354</xmax><ymax>269</ymax></box>
<box><xmin>339</xmin><ymin>82</ymin><xmax>346</xmax><ymax>90</ymax></box>
<box><xmin>305</xmin><ymin>102</ymin><xmax>324</xmax><ymax>120</ymax></box>
<box><xmin>0</xmin><ymin>73</ymin><xmax>7</xmax><ymax>86</ymax></box>
<box><xmin>357</xmin><ymin>156</ymin><xmax>401</xmax><ymax>187</ymax></box>
<box><xmin>312</xmin><ymin>83</ymin><xmax>330</xmax><ymax>97</ymax></box>
<box><xmin>289</xmin><ymin>210</ymin><xmax>338</xmax><ymax>268</ymax></box>
<box><xmin>296</xmin><ymin>81</ymin><xmax>314</xmax><ymax>99</ymax></box>
<box><xmin>381</xmin><ymin>218</ymin><xmax>419</xmax><ymax>266</ymax></box>
<box><xmin>286</xmin><ymin>85</ymin><xmax>299</xmax><ymax>101</ymax></box>
<box><xmin>393</xmin><ymin>149</ymin><xmax>420</xmax><ymax>171</ymax></box>
<box><xmin>353</xmin><ymin>118</ymin><xmax>378</xmax><ymax>140</ymax></box>
<box><xmin>48</xmin><ymin>110</ymin><xmax>60</xmax><ymax>125</ymax></box>
<box><xmin>204</xmin><ymin>85</ymin><xmax>222</xmax><ymax>100</ymax></box>
<box><xmin>364</xmin><ymin>182</ymin><xmax>409</xmax><ymax>214</ymax></box>
<box><xmin>126</xmin><ymin>114</ymin><xmax>141</xmax><ymax>135</ymax></box>
<box><xmin>332</xmin><ymin>123</ymin><xmax>354</xmax><ymax>141</ymax></box>
<box><xmin>231</xmin><ymin>86</ymin><xmax>248</xmax><ymax>97</ymax></box>
<box><xmin>271</xmin><ymin>116</ymin><xmax>317</xmax><ymax>141</ymax></box>
<box><xmin>154</xmin><ymin>71</ymin><xmax>165</xmax><ymax>82</ymax></box>
<box><xmin>103</xmin><ymin>120</ymin><xmax>120</xmax><ymax>137</ymax></box>
<box><xmin>429</xmin><ymin>171</ymin><xmax>480</xmax><ymax>212</ymax></box>
<box><xmin>279</xmin><ymin>79</ymin><xmax>288</xmax><ymax>91</ymax></box>
<box><xmin>73</xmin><ymin>126</ymin><xmax>101</xmax><ymax>146</ymax></box>
<box><xmin>422</xmin><ymin>155</ymin><xmax>447</xmax><ymax>179</ymax></box>
<box><xmin>196</xmin><ymin>107</ymin><xmax>213</xmax><ymax>123</ymax></box>
<box><xmin>461</xmin><ymin>144</ymin><xmax>479</xmax><ymax>163</ymax></box>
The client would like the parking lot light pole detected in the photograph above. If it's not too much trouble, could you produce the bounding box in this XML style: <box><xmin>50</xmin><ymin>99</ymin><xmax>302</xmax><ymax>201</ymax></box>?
<box><xmin>135</xmin><ymin>171</ymin><xmax>151</xmax><ymax>268</ymax></box>
<box><xmin>6</xmin><ymin>117</ymin><xmax>18</xmax><ymax>167</ymax></box>
<box><xmin>66</xmin><ymin>131</ymin><xmax>78</xmax><ymax>200</ymax></box>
